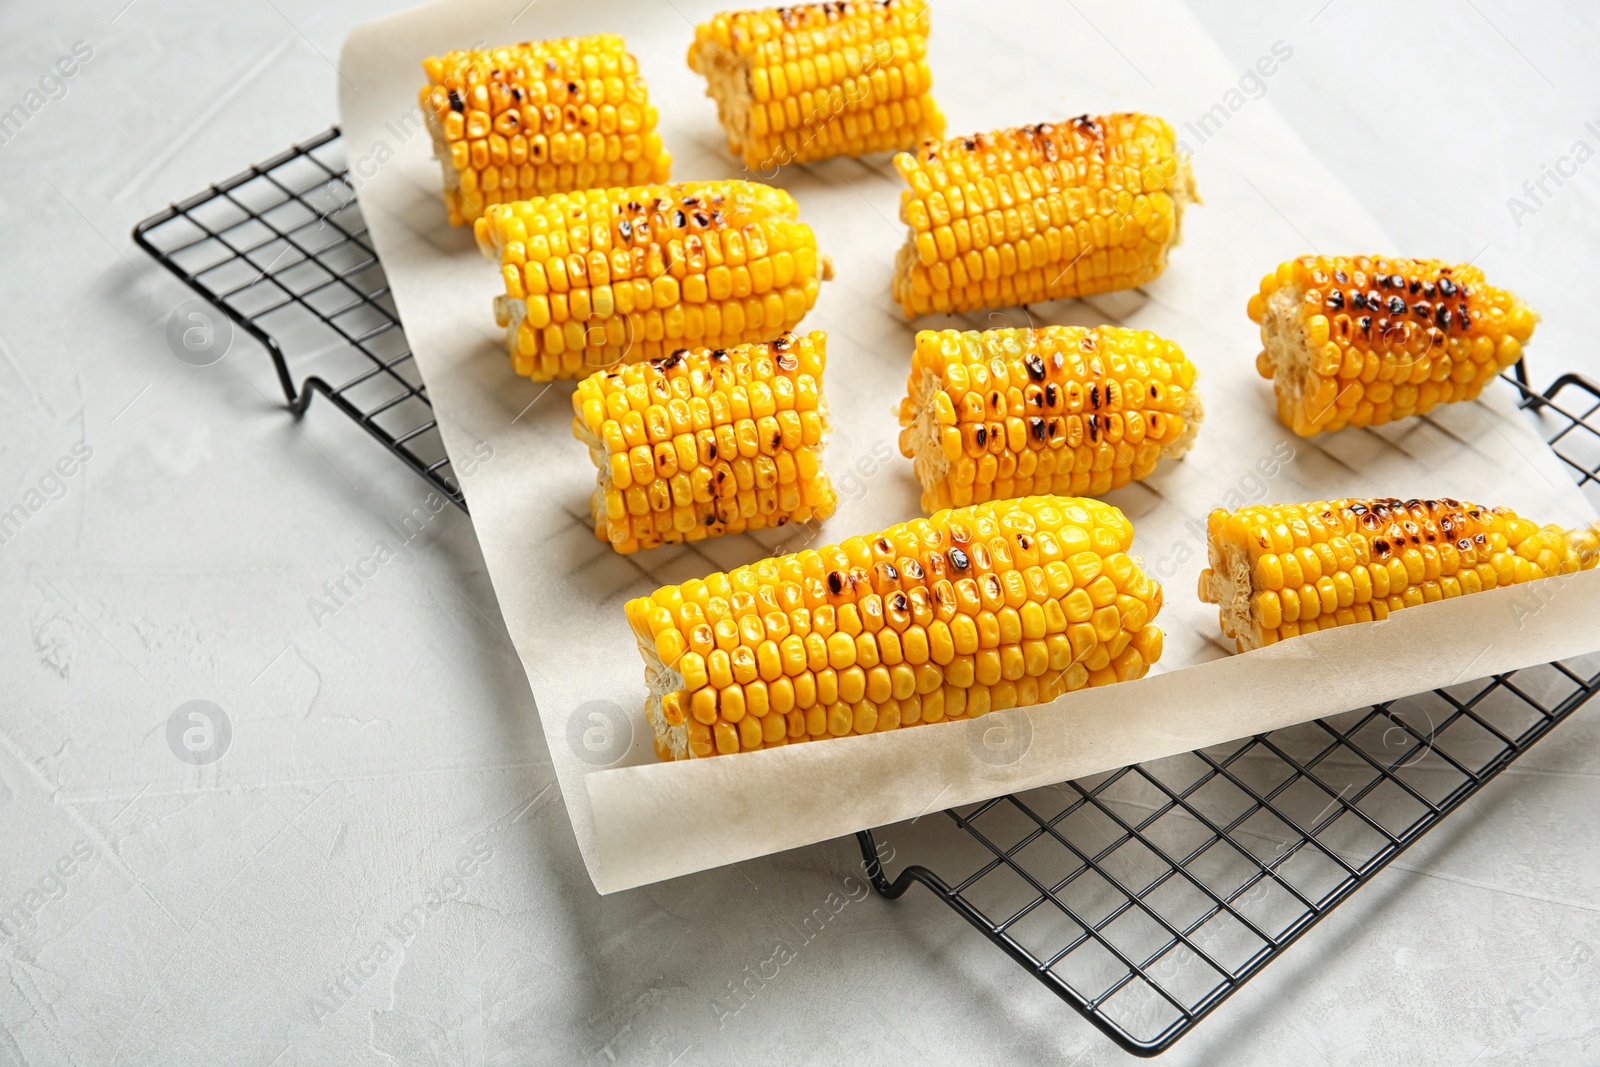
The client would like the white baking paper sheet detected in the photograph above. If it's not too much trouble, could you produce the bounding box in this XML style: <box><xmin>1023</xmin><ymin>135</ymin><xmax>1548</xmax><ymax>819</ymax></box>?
<box><xmin>338</xmin><ymin>0</ymin><xmax>1600</xmax><ymax>893</ymax></box>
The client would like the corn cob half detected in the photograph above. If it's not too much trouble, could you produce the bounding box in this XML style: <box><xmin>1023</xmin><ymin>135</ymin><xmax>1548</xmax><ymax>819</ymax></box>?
<box><xmin>421</xmin><ymin>37</ymin><xmax>672</xmax><ymax>227</ymax></box>
<box><xmin>898</xmin><ymin>326</ymin><xmax>1202</xmax><ymax>512</ymax></box>
<box><xmin>626</xmin><ymin>496</ymin><xmax>1163</xmax><ymax>759</ymax></box>
<box><xmin>687</xmin><ymin>0</ymin><xmax>945</xmax><ymax>172</ymax></box>
<box><xmin>573</xmin><ymin>333</ymin><xmax>837</xmax><ymax>554</ymax></box>
<box><xmin>1248</xmin><ymin>256</ymin><xmax>1538</xmax><ymax>436</ymax></box>
<box><xmin>1199</xmin><ymin>497</ymin><xmax>1600</xmax><ymax>652</ymax></box>
<box><xmin>475</xmin><ymin>181</ymin><xmax>830</xmax><ymax>381</ymax></box>
<box><xmin>890</xmin><ymin>115</ymin><xmax>1196</xmax><ymax>318</ymax></box>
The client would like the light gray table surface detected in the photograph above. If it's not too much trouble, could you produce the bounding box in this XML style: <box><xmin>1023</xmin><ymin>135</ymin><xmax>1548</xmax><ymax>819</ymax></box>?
<box><xmin>2</xmin><ymin>2</ymin><xmax>1598</xmax><ymax>1064</ymax></box>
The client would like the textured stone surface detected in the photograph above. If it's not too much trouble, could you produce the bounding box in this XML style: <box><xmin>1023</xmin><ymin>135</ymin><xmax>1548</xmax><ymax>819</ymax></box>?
<box><xmin>0</xmin><ymin>1</ymin><xmax>1596</xmax><ymax>1063</ymax></box>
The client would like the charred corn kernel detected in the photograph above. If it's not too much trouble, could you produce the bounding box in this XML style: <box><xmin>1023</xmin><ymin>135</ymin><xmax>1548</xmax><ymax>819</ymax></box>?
<box><xmin>687</xmin><ymin>0</ymin><xmax>944</xmax><ymax>172</ymax></box>
<box><xmin>1250</xmin><ymin>255</ymin><xmax>1539</xmax><ymax>435</ymax></box>
<box><xmin>890</xmin><ymin>115</ymin><xmax>1196</xmax><ymax>318</ymax></box>
<box><xmin>573</xmin><ymin>333</ymin><xmax>837</xmax><ymax>553</ymax></box>
<box><xmin>898</xmin><ymin>326</ymin><xmax>1203</xmax><ymax>511</ymax></box>
<box><xmin>421</xmin><ymin>36</ymin><xmax>671</xmax><ymax>226</ymax></box>
<box><xmin>1199</xmin><ymin>496</ymin><xmax>1600</xmax><ymax>651</ymax></box>
<box><xmin>628</xmin><ymin>495</ymin><xmax>1163</xmax><ymax>759</ymax></box>
<box><xmin>477</xmin><ymin>182</ymin><xmax>830</xmax><ymax>380</ymax></box>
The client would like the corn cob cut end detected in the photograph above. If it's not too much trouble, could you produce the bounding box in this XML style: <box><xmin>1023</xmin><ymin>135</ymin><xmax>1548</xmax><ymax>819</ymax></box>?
<box><xmin>633</xmin><ymin>618</ymin><xmax>695</xmax><ymax>761</ymax></box>
<box><xmin>1247</xmin><ymin>256</ymin><xmax>1538</xmax><ymax>436</ymax></box>
<box><xmin>1565</xmin><ymin>521</ymin><xmax>1600</xmax><ymax>569</ymax></box>
<box><xmin>897</xmin><ymin>326</ymin><xmax>1202</xmax><ymax>513</ymax></box>
<box><xmin>1197</xmin><ymin>525</ymin><xmax>1267</xmax><ymax>652</ymax></box>
<box><xmin>420</xmin><ymin>37</ymin><xmax>672</xmax><ymax>227</ymax></box>
<box><xmin>573</xmin><ymin>333</ymin><xmax>837</xmax><ymax>555</ymax></box>
<box><xmin>889</xmin><ymin>115</ymin><xmax>1195</xmax><ymax>319</ymax></box>
<box><xmin>422</xmin><ymin>105</ymin><xmax>468</xmax><ymax>228</ymax></box>
<box><xmin>687</xmin><ymin>0</ymin><xmax>945</xmax><ymax>172</ymax></box>
<box><xmin>1157</xmin><ymin>147</ymin><xmax>1198</xmax><ymax>246</ymax></box>
<box><xmin>1199</xmin><ymin>498</ymin><xmax>1600</xmax><ymax>652</ymax></box>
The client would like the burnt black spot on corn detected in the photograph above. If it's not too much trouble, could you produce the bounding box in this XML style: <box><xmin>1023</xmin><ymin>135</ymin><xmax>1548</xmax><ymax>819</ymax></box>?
<box><xmin>628</xmin><ymin>495</ymin><xmax>1164</xmax><ymax>759</ymax></box>
<box><xmin>477</xmin><ymin>182</ymin><xmax>828</xmax><ymax>380</ymax></box>
<box><xmin>890</xmin><ymin>115</ymin><xmax>1196</xmax><ymax>318</ymax></box>
<box><xmin>897</xmin><ymin>326</ymin><xmax>1203</xmax><ymax>512</ymax></box>
<box><xmin>1250</xmin><ymin>255</ymin><xmax>1538</xmax><ymax>435</ymax></box>
<box><xmin>572</xmin><ymin>334</ymin><xmax>836</xmax><ymax>553</ymax></box>
<box><xmin>1200</xmin><ymin>497</ymin><xmax>1600</xmax><ymax>651</ymax></box>
<box><xmin>421</xmin><ymin>37</ymin><xmax>672</xmax><ymax>226</ymax></box>
<box><xmin>687</xmin><ymin>0</ymin><xmax>944</xmax><ymax>171</ymax></box>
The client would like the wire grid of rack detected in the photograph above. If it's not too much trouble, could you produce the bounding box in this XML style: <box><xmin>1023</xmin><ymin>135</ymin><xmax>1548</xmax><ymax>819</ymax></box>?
<box><xmin>132</xmin><ymin>127</ymin><xmax>464</xmax><ymax>511</ymax></box>
<box><xmin>853</xmin><ymin>373</ymin><xmax>1600</xmax><ymax>1056</ymax></box>
<box><xmin>133</xmin><ymin>128</ymin><xmax>1600</xmax><ymax>1058</ymax></box>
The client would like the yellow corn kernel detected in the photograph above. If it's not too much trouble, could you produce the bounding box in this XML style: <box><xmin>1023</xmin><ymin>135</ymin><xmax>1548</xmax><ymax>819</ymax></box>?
<box><xmin>421</xmin><ymin>36</ymin><xmax>672</xmax><ymax>226</ymax></box>
<box><xmin>477</xmin><ymin>181</ymin><xmax>829</xmax><ymax>381</ymax></box>
<box><xmin>629</xmin><ymin>495</ymin><xmax>1163</xmax><ymax>758</ymax></box>
<box><xmin>899</xmin><ymin>325</ymin><xmax>1200</xmax><ymax>512</ymax></box>
<box><xmin>573</xmin><ymin>334</ymin><xmax>837</xmax><ymax>554</ymax></box>
<box><xmin>890</xmin><ymin>115</ymin><xmax>1195</xmax><ymax>318</ymax></box>
<box><xmin>1200</xmin><ymin>496</ymin><xmax>1599</xmax><ymax>651</ymax></box>
<box><xmin>1251</xmin><ymin>255</ymin><xmax>1537</xmax><ymax>435</ymax></box>
<box><xmin>687</xmin><ymin>0</ymin><xmax>944</xmax><ymax>172</ymax></box>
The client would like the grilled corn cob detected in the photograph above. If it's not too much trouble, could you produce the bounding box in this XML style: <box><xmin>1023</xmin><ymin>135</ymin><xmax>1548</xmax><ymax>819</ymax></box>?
<box><xmin>890</xmin><ymin>115</ymin><xmax>1196</xmax><ymax>318</ymax></box>
<box><xmin>421</xmin><ymin>36</ymin><xmax>672</xmax><ymax>226</ymax></box>
<box><xmin>1199</xmin><ymin>497</ymin><xmax>1600</xmax><ymax>651</ymax></box>
<box><xmin>475</xmin><ymin>181</ymin><xmax>830</xmax><ymax>381</ymax></box>
<box><xmin>687</xmin><ymin>0</ymin><xmax>945</xmax><ymax>172</ymax></box>
<box><xmin>626</xmin><ymin>495</ymin><xmax>1163</xmax><ymax>759</ymax></box>
<box><xmin>898</xmin><ymin>326</ymin><xmax>1202</xmax><ymax>512</ymax></box>
<box><xmin>1248</xmin><ymin>256</ymin><xmax>1538</xmax><ymax>436</ymax></box>
<box><xmin>573</xmin><ymin>333</ymin><xmax>837</xmax><ymax>554</ymax></box>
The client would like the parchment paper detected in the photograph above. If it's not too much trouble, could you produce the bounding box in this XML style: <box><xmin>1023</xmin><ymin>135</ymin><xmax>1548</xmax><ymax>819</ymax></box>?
<box><xmin>337</xmin><ymin>0</ymin><xmax>1600</xmax><ymax>893</ymax></box>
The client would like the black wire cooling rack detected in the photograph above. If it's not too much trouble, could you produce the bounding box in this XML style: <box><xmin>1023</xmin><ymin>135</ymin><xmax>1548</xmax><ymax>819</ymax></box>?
<box><xmin>132</xmin><ymin>127</ymin><xmax>463</xmax><ymax>511</ymax></box>
<box><xmin>134</xmin><ymin>128</ymin><xmax>1600</xmax><ymax>1058</ymax></box>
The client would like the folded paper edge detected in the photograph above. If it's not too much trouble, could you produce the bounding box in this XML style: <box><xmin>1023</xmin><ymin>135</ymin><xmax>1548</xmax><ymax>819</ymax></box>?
<box><xmin>587</xmin><ymin>566</ymin><xmax>1600</xmax><ymax>894</ymax></box>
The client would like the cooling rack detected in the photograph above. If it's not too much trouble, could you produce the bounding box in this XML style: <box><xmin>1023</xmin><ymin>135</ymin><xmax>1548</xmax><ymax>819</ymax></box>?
<box><xmin>134</xmin><ymin>127</ymin><xmax>1600</xmax><ymax>1058</ymax></box>
<box><xmin>133</xmin><ymin>127</ymin><xmax>463</xmax><ymax>510</ymax></box>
